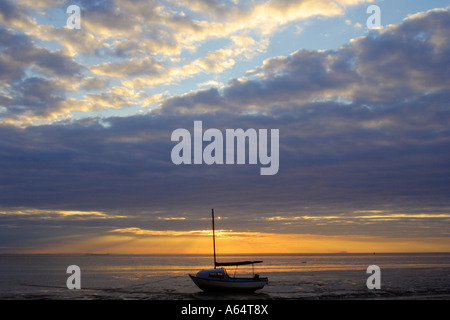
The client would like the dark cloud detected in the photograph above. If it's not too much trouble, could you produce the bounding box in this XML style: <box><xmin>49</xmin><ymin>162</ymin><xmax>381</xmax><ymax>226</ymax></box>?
<box><xmin>0</xmin><ymin>27</ymin><xmax>82</xmax><ymax>80</ymax></box>
<box><xmin>0</xmin><ymin>26</ymin><xmax>85</xmax><ymax>123</ymax></box>
<box><xmin>1</xmin><ymin>7</ymin><xmax>450</xmax><ymax>250</ymax></box>
<box><xmin>159</xmin><ymin>10</ymin><xmax>450</xmax><ymax>115</ymax></box>
<box><xmin>1</xmin><ymin>90</ymin><xmax>449</xmax><ymax>209</ymax></box>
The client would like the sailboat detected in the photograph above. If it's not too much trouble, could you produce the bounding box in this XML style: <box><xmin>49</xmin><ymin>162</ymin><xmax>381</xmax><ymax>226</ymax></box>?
<box><xmin>189</xmin><ymin>209</ymin><xmax>269</xmax><ymax>292</ymax></box>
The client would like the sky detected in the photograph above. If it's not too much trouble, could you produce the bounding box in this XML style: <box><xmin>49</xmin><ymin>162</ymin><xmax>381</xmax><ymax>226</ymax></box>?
<box><xmin>0</xmin><ymin>0</ymin><xmax>449</xmax><ymax>254</ymax></box>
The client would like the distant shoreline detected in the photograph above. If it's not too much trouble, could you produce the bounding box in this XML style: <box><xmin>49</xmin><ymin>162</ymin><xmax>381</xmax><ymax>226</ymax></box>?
<box><xmin>1</xmin><ymin>252</ymin><xmax>449</xmax><ymax>255</ymax></box>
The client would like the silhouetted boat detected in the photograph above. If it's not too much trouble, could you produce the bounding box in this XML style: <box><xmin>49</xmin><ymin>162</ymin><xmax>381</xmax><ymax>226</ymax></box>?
<box><xmin>189</xmin><ymin>209</ymin><xmax>268</xmax><ymax>292</ymax></box>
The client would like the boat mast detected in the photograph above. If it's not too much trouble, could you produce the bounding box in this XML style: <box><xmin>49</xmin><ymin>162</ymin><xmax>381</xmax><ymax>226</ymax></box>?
<box><xmin>212</xmin><ymin>208</ymin><xmax>217</xmax><ymax>269</ymax></box>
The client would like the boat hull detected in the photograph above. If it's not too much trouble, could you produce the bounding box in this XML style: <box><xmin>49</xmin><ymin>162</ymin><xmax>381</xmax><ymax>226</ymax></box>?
<box><xmin>189</xmin><ymin>274</ymin><xmax>268</xmax><ymax>292</ymax></box>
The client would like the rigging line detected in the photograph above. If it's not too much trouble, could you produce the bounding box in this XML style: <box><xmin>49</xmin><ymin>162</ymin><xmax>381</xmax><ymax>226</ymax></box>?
<box><xmin>127</xmin><ymin>274</ymin><xmax>186</xmax><ymax>287</ymax></box>
<box><xmin>19</xmin><ymin>283</ymin><xmax>67</xmax><ymax>289</ymax></box>
<box><xmin>19</xmin><ymin>274</ymin><xmax>187</xmax><ymax>292</ymax></box>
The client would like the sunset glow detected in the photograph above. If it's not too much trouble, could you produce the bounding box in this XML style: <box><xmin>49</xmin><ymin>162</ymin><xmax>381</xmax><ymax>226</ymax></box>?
<box><xmin>23</xmin><ymin>229</ymin><xmax>450</xmax><ymax>255</ymax></box>
<box><xmin>1</xmin><ymin>0</ymin><xmax>449</xmax><ymax>254</ymax></box>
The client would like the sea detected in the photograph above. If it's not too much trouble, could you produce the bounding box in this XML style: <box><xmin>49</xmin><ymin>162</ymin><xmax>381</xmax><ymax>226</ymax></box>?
<box><xmin>1</xmin><ymin>253</ymin><xmax>449</xmax><ymax>301</ymax></box>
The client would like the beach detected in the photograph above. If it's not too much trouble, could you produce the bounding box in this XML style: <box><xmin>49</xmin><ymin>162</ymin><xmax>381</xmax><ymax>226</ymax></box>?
<box><xmin>1</xmin><ymin>253</ymin><xmax>449</xmax><ymax>300</ymax></box>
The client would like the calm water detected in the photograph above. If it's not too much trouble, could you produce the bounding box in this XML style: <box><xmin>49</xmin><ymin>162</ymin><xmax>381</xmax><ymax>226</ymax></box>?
<box><xmin>0</xmin><ymin>253</ymin><xmax>449</xmax><ymax>300</ymax></box>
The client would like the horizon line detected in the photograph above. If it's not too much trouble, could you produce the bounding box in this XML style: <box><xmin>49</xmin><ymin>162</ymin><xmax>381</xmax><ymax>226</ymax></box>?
<box><xmin>1</xmin><ymin>251</ymin><xmax>449</xmax><ymax>255</ymax></box>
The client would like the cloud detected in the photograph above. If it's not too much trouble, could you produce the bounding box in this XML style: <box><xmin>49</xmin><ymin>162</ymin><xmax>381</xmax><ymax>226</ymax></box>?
<box><xmin>80</xmin><ymin>77</ymin><xmax>109</xmax><ymax>91</ymax></box>
<box><xmin>0</xmin><ymin>208</ymin><xmax>126</xmax><ymax>220</ymax></box>
<box><xmin>89</xmin><ymin>58</ymin><xmax>166</xmax><ymax>78</ymax></box>
<box><xmin>0</xmin><ymin>0</ymin><xmax>376</xmax><ymax>125</ymax></box>
<box><xmin>1</xmin><ymin>4</ymin><xmax>449</xmax><ymax>252</ymax></box>
<box><xmin>0</xmin><ymin>27</ymin><xmax>82</xmax><ymax>81</ymax></box>
<box><xmin>158</xmin><ymin>8</ymin><xmax>450</xmax><ymax>120</ymax></box>
<box><xmin>0</xmin><ymin>25</ymin><xmax>90</xmax><ymax>125</ymax></box>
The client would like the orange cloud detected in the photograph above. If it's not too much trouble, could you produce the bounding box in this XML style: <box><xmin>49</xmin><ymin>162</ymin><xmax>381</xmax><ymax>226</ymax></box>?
<box><xmin>31</xmin><ymin>228</ymin><xmax>450</xmax><ymax>254</ymax></box>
